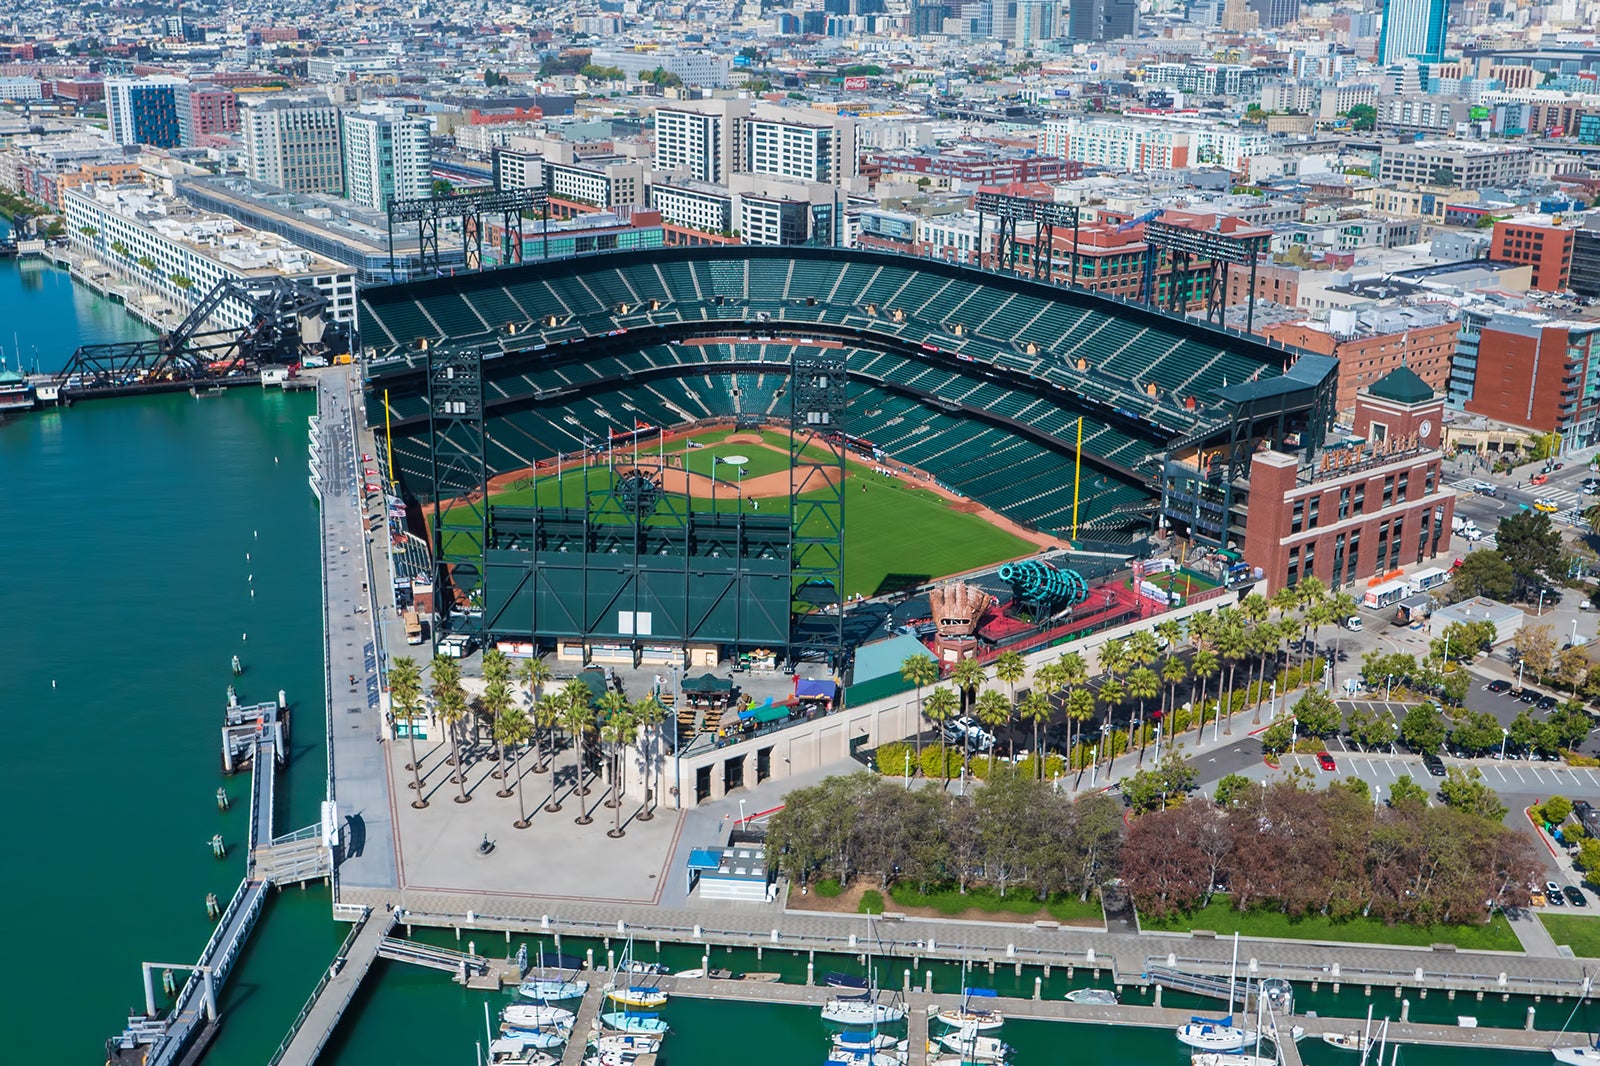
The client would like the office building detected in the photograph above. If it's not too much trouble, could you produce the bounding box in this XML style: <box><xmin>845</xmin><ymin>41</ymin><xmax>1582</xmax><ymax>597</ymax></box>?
<box><xmin>189</xmin><ymin>87</ymin><xmax>239</xmax><ymax>138</ymax></box>
<box><xmin>651</xmin><ymin>101</ymin><xmax>858</xmax><ymax>188</ymax></box>
<box><xmin>1488</xmin><ymin>217</ymin><xmax>1575</xmax><ymax>293</ymax></box>
<box><xmin>1376</xmin><ymin>141</ymin><xmax>1531</xmax><ymax>190</ymax></box>
<box><xmin>1378</xmin><ymin>0</ymin><xmax>1448</xmax><ymax>67</ymax></box>
<box><xmin>341</xmin><ymin>107</ymin><xmax>431</xmax><ymax>211</ymax></box>
<box><xmin>654</xmin><ymin>104</ymin><xmax>736</xmax><ymax>183</ymax></box>
<box><xmin>1239</xmin><ymin>367</ymin><xmax>1455</xmax><ymax>595</ymax></box>
<box><xmin>1247</xmin><ymin>0</ymin><xmax>1299</xmax><ymax>28</ymax></box>
<box><xmin>105</xmin><ymin>76</ymin><xmax>189</xmax><ymax>148</ymax></box>
<box><xmin>1454</xmin><ymin>310</ymin><xmax>1600</xmax><ymax>447</ymax></box>
<box><xmin>242</xmin><ymin>96</ymin><xmax>345</xmax><ymax>196</ymax></box>
<box><xmin>1067</xmin><ymin>0</ymin><xmax>1137</xmax><ymax>41</ymax></box>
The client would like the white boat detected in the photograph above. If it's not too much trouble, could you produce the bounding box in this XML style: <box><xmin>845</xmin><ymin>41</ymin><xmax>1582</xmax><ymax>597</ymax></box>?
<box><xmin>1176</xmin><ymin>1017</ymin><xmax>1256</xmax><ymax>1052</ymax></box>
<box><xmin>495</xmin><ymin>1029</ymin><xmax>568</xmax><ymax>1050</ymax></box>
<box><xmin>518</xmin><ymin>978</ymin><xmax>588</xmax><ymax>1001</ymax></box>
<box><xmin>1323</xmin><ymin>1030</ymin><xmax>1372</xmax><ymax>1052</ymax></box>
<box><xmin>489</xmin><ymin>1036</ymin><xmax>560</xmax><ymax>1066</ymax></box>
<box><xmin>934</xmin><ymin>989</ymin><xmax>1003</xmax><ymax>1032</ymax></box>
<box><xmin>1552</xmin><ymin>1046</ymin><xmax>1600</xmax><ymax>1065</ymax></box>
<box><xmin>832</xmin><ymin>1033</ymin><xmax>899</xmax><ymax>1051</ymax></box>
<box><xmin>822</xmin><ymin>993</ymin><xmax>907</xmax><ymax>1026</ymax></box>
<box><xmin>1192</xmin><ymin>1055</ymin><xmax>1275</xmax><ymax>1066</ymax></box>
<box><xmin>825</xmin><ymin>1050</ymin><xmax>904</xmax><ymax>1066</ymax></box>
<box><xmin>594</xmin><ymin>1034</ymin><xmax>662</xmax><ymax>1056</ymax></box>
<box><xmin>935</xmin><ymin>1029</ymin><xmax>1011</xmax><ymax>1062</ymax></box>
<box><xmin>503</xmin><ymin>1004</ymin><xmax>577</xmax><ymax>1031</ymax></box>
<box><xmin>1065</xmin><ymin>988</ymin><xmax>1119</xmax><ymax>1005</ymax></box>
<box><xmin>599</xmin><ymin>1011</ymin><xmax>670</xmax><ymax>1034</ymax></box>
<box><xmin>606</xmin><ymin>985</ymin><xmax>668</xmax><ymax>1009</ymax></box>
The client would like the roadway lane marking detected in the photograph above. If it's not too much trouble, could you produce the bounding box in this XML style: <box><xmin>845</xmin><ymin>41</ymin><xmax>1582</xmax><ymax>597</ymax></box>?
<box><xmin>1513</xmin><ymin>766</ymin><xmax>1528</xmax><ymax>783</ymax></box>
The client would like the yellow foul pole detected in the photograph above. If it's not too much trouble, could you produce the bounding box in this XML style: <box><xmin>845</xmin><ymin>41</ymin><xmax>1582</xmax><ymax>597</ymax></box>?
<box><xmin>1071</xmin><ymin>415</ymin><xmax>1083</xmax><ymax>542</ymax></box>
<box><xmin>382</xmin><ymin>385</ymin><xmax>392</xmax><ymax>486</ymax></box>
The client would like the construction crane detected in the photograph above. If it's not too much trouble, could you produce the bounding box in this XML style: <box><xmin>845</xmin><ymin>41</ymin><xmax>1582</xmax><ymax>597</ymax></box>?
<box><xmin>1117</xmin><ymin>208</ymin><xmax>1163</xmax><ymax>233</ymax></box>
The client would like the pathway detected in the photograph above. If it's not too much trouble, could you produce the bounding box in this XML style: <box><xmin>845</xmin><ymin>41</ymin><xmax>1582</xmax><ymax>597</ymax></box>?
<box><xmin>272</xmin><ymin>909</ymin><xmax>396</xmax><ymax>1066</ymax></box>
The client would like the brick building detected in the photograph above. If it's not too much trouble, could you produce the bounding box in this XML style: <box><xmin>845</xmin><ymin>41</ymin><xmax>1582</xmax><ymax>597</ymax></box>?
<box><xmin>1242</xmin><ymin>367</ymin><xmax>1454</xmax><ymax>595</ymax></box>
<box><xmin>1456</xmin><ymin>309</ymin><xmax>1600</xmax><ymax>448</ymax></box>
<box><xmin>1260</xmin><ymin>306</ymin><xmax>1457</xmax><ymax>412</ymax></box>
<box><xmin>189</xmin><ymin>87</ymin><xmax>238</xmax><ymax>137</ymax></box>
<box><xmin>1490</xmin><ymin>217</ymin><xmax>1575</xmax><ymax>292</ymax></box>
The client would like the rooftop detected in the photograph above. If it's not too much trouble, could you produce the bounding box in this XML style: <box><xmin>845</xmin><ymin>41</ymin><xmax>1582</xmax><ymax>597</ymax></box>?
<box><xmin>1366</xmin><ymin>364</ymin><xmax>1435</xmax><ymax>405</ymax></box>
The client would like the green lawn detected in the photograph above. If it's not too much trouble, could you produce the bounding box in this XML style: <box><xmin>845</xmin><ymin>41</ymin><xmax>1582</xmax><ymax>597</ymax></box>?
<box><xmin>452</xmin><ymin>462</ymin><xmax>1035</xmax><ymax>598</ymax></box>
<box><xmin>890</xmin><ymin>883</ymin><xmax>1105</xmax><ymax>924</ymax></box>
<box><xmin>1540</xmin><ymin>914</ymin><xmax>1600</xmax><ymax>958</ymax></box>
<box><xmin>1144</xmin><ymin>897</ymin><xmax>1522</xmax><ymax>951</ymax></box>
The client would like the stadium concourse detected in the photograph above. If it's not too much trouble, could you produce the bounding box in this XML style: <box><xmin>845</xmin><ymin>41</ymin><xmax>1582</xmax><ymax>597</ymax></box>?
<box><xmin>360</xmin><ymin>246</ymin><xmax>1305</xmax><ymax>545</ymax></box>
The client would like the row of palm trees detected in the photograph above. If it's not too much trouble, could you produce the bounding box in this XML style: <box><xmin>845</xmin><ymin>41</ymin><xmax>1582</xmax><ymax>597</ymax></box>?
<box><xmin>899</xmin><ymin>576</ymin><xmax>1361</xmax><ymax>782</ymax></box>
<box><xmin>386</xmin><ymin>650</ymin><xmax>668</xmax><ymax>837</ymax></box>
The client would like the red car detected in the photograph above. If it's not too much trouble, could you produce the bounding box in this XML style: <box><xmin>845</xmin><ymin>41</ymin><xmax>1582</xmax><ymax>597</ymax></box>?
<box><xmin>1532</xmin><ymin>473</ymin><xmax>1550</xmax><ymax>486</ymax></box>
<box><xmin>1316</xmin><ymin>752</ymin><xmax>1336</xmax><ymax>771</ymax></box>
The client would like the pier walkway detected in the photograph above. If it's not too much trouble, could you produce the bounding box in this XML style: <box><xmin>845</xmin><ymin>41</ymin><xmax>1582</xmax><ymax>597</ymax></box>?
<box><xmin>269</xmin><ymin>908</ymin><xmax>396</xmax><ymax>1066</ymax></box>
<box><xmin>560</xmin><ymin>983</ymin><xmax>608</xmax><ymax>1066</ymax></box>
<box><xmin>314</xmin><ymin>370</ymin><xmax>397</xmax><ymax>893</ymax></box>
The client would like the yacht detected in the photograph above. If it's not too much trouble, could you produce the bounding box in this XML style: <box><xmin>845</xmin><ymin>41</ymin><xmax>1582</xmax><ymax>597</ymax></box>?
<box><xmin>1065</xmin><ymin>988</ymin><xmax>1119</xmax><ymax>1005</ymax></box>
<box><xmin>822</xmin><ymin>992</ymin><xmax>907</xmax><ymax>1026</ymax></box>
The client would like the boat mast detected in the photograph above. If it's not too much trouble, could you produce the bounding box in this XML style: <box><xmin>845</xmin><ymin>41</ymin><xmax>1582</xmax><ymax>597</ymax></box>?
<box><xmin>1356</xmin><ymin>1005</ymin><xmax>1374</xmax><ymax>1066</ymax></box>
<box><xmin>1228</xmin><ymin>932</ymin><xmax>1239</xmax><ymax>1018</ymax></box>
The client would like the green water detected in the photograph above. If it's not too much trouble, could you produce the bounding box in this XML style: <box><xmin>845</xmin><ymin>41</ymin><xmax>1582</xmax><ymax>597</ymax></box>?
<box><xmin>0</xmin><ymin>234</ymin><xmax>1571</xmax><ymax>1066</ymax></box>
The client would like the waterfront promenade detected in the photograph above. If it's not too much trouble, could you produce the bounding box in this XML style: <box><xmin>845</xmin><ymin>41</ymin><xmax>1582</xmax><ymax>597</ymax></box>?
<box><xmin>317</xmin><ymin>370</ymin><xmax>398</xmax><ymax>893</ymax></box>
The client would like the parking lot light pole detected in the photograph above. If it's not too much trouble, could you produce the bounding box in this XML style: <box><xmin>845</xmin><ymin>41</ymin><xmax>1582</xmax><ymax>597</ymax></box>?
<box><xmin>1385</xmin><ymin>674</ymin><xmax>1393</xmax><ymax>701</ymax></box>
<box><xmin>1501</xmin><ymin>728</ymin><xmax>1510</xmax><ymax>761</ymax></box>
<box><xmin>1518</xmin><ymin>660</ymin><xmax>1526</xmax><ymax>689</ymax></box>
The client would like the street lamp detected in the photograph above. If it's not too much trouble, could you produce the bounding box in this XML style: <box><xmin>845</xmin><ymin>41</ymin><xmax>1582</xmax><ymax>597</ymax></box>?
<box><xmin>905</xmin><ymin>750</ymin><xmax>912</xmax><ymax>790</ymax></box>
<box><xmin>1518</xmin><ymin>660</ymin><xmax>1526</xmax><ymax>689</ymax></box>
<box><xmin>1128</xmin><ymin>716</ymin><xmax>1141</xmax><ymax>769</ymax></box>
<box><xmin>1211</xmin><ymin>699</ymin><xmax>1222</xmax><ymax>744</ymax></box>
<box><xmin>738</xmin><ymin>798</ymin><xmax>747</xmax><ymax>827</ymax></box>
<box><xmin>1385</xmin><ymin>674</ymin><xmax>1393</xmax><ymax>701</ymax></box>
<box><xmin>1154</xmin><ymin>723</ymin><xmax>1163</xmax><ymax>765</ymax></box>
<box><xmin>1501</xmin><ymin>728</ymin><xmax>1510</xmax><ymax>761</ymax></box>
<box><xmin>1090</xmin><ymin>722</ymin><xmax>1110</xmax><ymax>788</ymax></box>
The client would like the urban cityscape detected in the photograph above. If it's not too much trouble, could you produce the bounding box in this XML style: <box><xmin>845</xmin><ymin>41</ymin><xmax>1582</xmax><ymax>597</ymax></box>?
<box><xmin>9</xmin><ymin>0</ymin><xmax>1600</xmax><ymax>1065</ymax></box>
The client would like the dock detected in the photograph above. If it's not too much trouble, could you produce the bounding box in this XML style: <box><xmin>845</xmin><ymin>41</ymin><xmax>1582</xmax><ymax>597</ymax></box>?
<box><xmin>560</xmin><ymin>983</ymin><xmax>609</xmax><ymax>1066</ymax></box>
<box><xmin>268</xmin><ymin>907</ymin><xmax>396</xmax><ymax>1066</ymax></box>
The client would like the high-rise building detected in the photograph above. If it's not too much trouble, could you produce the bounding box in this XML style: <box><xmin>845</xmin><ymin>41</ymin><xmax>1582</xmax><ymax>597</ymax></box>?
<box><xmin>242</xmin><ymin>96</ymin><xmax>345</xmax><ymax>196</ymax></box>
<box><xmin>1067</xmin><ymin>0</ymin><xmax>1137</xmax><ymax>40</ymax></box>
<box><xmin>105</xmin><ymin>76</ymin><xmax>190</xmax><ymax>148</ymax></box>
<box><xmin>1246</xmin><ymin>0</ymin><xmax>1299</xmax><ymax>28</ymax></box>
<box><xmin>1378</xmin><ymin>0</ymin><xmax>1448</xmax><ymax>67</ymax></box>
<box><xmin>653</xmin><ymin>101</ymin><xmax>858</xmax><ymax>188</ymax></box>
<box><xmin>341</xmin><ymin>107</ymin><xmax>431</xmax><ymax>211</ymax></box>
<box><xmin>189</xmin><ymin>87</ymin><xmax>239</xmax><ymax>138</ymax></box>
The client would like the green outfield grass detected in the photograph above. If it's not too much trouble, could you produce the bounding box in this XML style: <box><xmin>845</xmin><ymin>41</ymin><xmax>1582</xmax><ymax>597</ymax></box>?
<box><xmin>444</xmin><ymin>460</ymin><xmax>1035</xmax><ymax>598</ymax></box>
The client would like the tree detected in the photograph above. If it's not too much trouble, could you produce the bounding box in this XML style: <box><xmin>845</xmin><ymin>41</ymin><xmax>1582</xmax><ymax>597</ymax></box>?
<box><xmin>1452</xmin><ymin>551</ymin><xmax>1514</xmax><ymax>602</ymax></box>
<box><xmin>389</xmin><ymin>656</ymin><xmax>428</xmax><ymax>808</ymax></box>
<box><xmin>561</xmin><ymin>687</ymin><xmax>597</xmax><ymax>825</ymax></box>
<box><xmin>596</xmin><ymin>690</ymin><xmax>630</xmax><ymax>809</ymax></box>
<box><xmin>1260</xmin><ymin>717</ymin><xmax>1296</xmax><ymax>754</ymax></box>
<box><xmin>1215</xmin><ymin>614</ymin><xmax>1248</xmax><ymax>734</ymax></box>
<box><xmin>431</xmin><ymin>654</ymin><xmax>470</xmax><ymax>804</ymax></box>
<box><xmin>431</xmin><ymin>178</ymin><xmax>455</xmax><ymax>197</ymax></box>
<box><xmin>1508</xmin><ymin>708</ymin><xmax>1551</xmax><ymax>757</ymax></box>
<box><xmin>495</xmin><ymin>704</ymin><xmax>533</xmax><ymax>827</ymax></box>
<box><xmin>1122</xmin><ymin>753</ymin><xmax>1197</xmax><ymax>814</ymax></box>
<box><xmin>923</xmin><ymin>686</ymin><xmax>959</xmax><ymax>783</ymax></box>
<box><xmin>1449</xmin><ymin>710</ymin><xmax>1504</xmax><ymax>756</ymax></box>
<box><xmin>1497</xmin><ymin>511</ymin><xmax>1563</xmax><ymax>599</ymax></box>
<box><xmin>901</xmin><ymin>652</ymin><xmax>939</xmax><ymax>768</ymax></box>
<box><xmin>1557</xmin><ymin>647</ymin><xmax>1591</xmax><ymax>694</ymax></box>
<box><xmin>1387</xmin><ymin>774</ymin><xmax>1428</xmax><ymax>807</ymax></box>
<box><xmin>1399</xmin><ymin>701</ymin><xmax>1447</xmax><ymax>754</ymax></box>
<box><xmin>1346</xmin><ymin>103</ymin><xmax>1376</xmax><ymax>131</ymax></box>
<box><xmin>1291</xmin><ymin>688</ymin><xmax>1341</xmax><ymax>737</ymax></box>
<box><xmin>483</xmin><ymin>677</ymin><xmax>514</xmax><ymax>790</ymax></box>
<box><xmin>1431</xmin><ymin>166</ymin><xmax>1457</xmax><ymax>187</ymax></box>
<box><xmin>600</xmin><ymin>707</ymin><xmax>638</xmax><ymax>838</ymax></box>
<box><xmin>1544</xmin><ymin>795</ymin><xmax>1574</xmax><ymax>825</ymax></box>
<box><xmin>1214</xmin><ymin>773</ymin><xmax>1256</xmax><ymax>808</ymax></box>
<box><xmin>1549</xmin><ymin>706</ymin><xmax>1593</xmax><ymax>751</ymax></box>
<box><xmin>1190</xmin><ymin>649</ymin><xmax>1218</xmax><ymax>737</ymax></box>
<box><xmin>975</xmin><ymin>688</ymin><xmax>1011</xmax><ymax>776</ymax></box>
<box><xmin>1345</xmin><ymin>704</ymin><xmax>1396</xmax><ymax>751</ymax></box>
<box><xmin>1162</xmin><ymin>655</ymin><xmax>1188</xmax><ymax>731</ymax></box>
<box><xmin>1065</xmin><ymin>688</ymin><xmax>1096</xmax><ymax>778</ymax></box>
<box><xmin>994</xmin><ymin>650</ymin><xmax>1026</xmax><ymax>749</ymax></box>
<box><xmin>632</xmin><ymin>696</ymin><xmax>667</xmax><ymax>820</ymax></box>
<box><xmin>534</xmin><ymin>693</ymin><xmax>563</xmax><ymax>777</ymax></box>
<box><xmin>1125</xmin><ymin>666</ymin><xmax>1160</xmax><ymax>764</ymax></box>
<box><xmin>1520</xmin><ymin>623</ymin><xmax>1557</xmax><ymax>681</ymax></box>
<box><xmin>951</xmin><ymin>657</ymin><xmax>987</xmax><ymax>717</ymax></box>
<box><xmin>1018</xmin><ymin>691</ymin><xmax>1053</xmax><ymax>779</ymax></box>
<box><xmin>1437</xmin><ymin>766</ymin><xmax>1508</xmax><ymax>821</ymax></box>
<box><xmin>1577</xmin><ymin>838</ymin><xmax>1600</xmax><ymax>874</ymax></box>
<box><xmin>521</xmin><ymin>658</ymin><xmax>552</xmax><ymax>766</ymax></box>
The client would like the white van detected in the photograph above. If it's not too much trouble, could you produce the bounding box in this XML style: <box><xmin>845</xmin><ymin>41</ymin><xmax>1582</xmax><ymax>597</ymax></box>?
<box><xmin>1343</xmin><ymin>616</ymin><xmax>1363</xmax><ymax>632</ymax></box>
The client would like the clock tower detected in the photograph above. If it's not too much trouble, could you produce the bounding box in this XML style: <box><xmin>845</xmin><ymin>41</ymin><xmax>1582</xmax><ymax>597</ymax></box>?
<box><xmin>1351</xmin><ymin>364</ymin><xmax>1443</xmax><ymax>450</ymax></box>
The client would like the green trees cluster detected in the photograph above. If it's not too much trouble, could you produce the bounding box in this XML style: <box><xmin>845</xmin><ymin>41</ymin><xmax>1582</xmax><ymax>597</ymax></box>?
<box><xmin>1495</xmin><ymin>511</ymin><xmax>1566</xmax><ymax>601</ymax></box>
<box><xmin>768</xmin><ymin>771</ymin><xmax>1123</xmax><ymax>902</ymax></box>
<box><xmin>1121</xmin><ymin>776</ymin><xmax>1538</xmax><ymax>924</ymax></box>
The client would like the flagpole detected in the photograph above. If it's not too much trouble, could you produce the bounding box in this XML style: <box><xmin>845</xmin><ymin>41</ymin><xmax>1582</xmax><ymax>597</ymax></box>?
<box><xmin>1071</xmin><ymin>415</ymin><xmax>1083</xmax><ymax>542</ymax></box>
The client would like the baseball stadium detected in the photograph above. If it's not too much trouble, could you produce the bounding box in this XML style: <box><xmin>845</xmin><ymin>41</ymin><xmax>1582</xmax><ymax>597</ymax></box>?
<box><xmin>361</xmin><ymin>244</ymin><xmax>1333</xmax><ymax>668</ymax></box>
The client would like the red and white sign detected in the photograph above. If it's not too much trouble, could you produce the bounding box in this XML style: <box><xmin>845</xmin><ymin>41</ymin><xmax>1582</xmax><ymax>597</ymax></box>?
<box><xmin>843</xmin><ymin>76</ymin><xmax>869</xmax><ymax>91</ymax></box>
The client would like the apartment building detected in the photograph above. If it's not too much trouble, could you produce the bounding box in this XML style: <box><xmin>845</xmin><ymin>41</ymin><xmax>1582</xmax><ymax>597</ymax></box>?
<box><xmin>242</xmin><ymin>96</ymin><xmax>345</xmax><ymax>196</ymax></box>
<box><xmin>341</xmin><ymin>106</ymin><xmax>431</xmax><ymax>211</ymax></box>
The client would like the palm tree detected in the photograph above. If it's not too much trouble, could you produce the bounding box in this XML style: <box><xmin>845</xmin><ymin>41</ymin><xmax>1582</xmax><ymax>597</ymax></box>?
<box><xmin>1126</xmin><ymin>666</ymin><xmax>1159</xmax><ymax>766</ymax></box>
<box><xmin>562</xmin><ymin>694</ymin><xmax>597</xmax><ymax>825</ymax></box>
<box><xmin>538</xmin><ymin>694</ymin><xmax>566</xmax><ymax>812</ymax></box>
<box><xmin>1057</xmin><ymin>651</ymin><xmax>1088</xmax><ymax>755</ymax></box>
<box><xmin>1161</xmin><ymin>654</ymin><xmax>1188</xmax><ymax>732</ymax></box>
<box><xmin>433</xmin><ymin>666</ymin><xmax>471</xmax><ymax>803</ymax></box>
<box><xmin>900</xmin><ymin>652</ymin><xmax>939</xmax><ymax>770</ymax></box>
<box><xmin>951</xmin><ymin>657</ymin><xmax>987</xmax><ymax>718</ymax></box>
<box><xmin>1214</xmin><ymin>616</ymin><xmax>1247</xmax><ymax>735</ymax></box>
<box><xmin>1186</xmin><ymin>609</ymin><xmax>1216</xmax><ymax>654</ymax></box>
<box><xmin>631</xmin><ymin>696</ymin><xmax>667</xmax><ymax>821</ymax></box>
<box><xmin>390</xmin><ymin>657</ymin><xmax>428</xmax><ymax>808</ymax></box>
<box><xmin>1269</xmin><ymin>586</ymin><xmax>1299</xmax><ymax>668</ymax></box>
<box><xmin>482</xmin><ymin>676</ymin><xmax>513</xmax><ymax>781</ymax></box>
<box><xmin>1033</xmin><ymin>660</ymin><xmax>1067</xmax><ymax>765</ymax></box>
<box><xmin>1189</xmin><ymin>649</ymin><xmax>1218</xmax><ymax>738</ymax></box>
<box><xmin>993</xmin><ymin>650</ymin><xmax>1026</xmax><ymax>753</ymax></box>
<box><xmin>1096</xmin><ymin>678</ymin><xmax>1124</xmax><ymax>770</ymax></box>
<box><xmin>1018</xmin><ymin>690</ymin><xmax>1053</xmax><ymax>780</ymax></box>
<box><xmin>520</xmin><ymin>656</ymin><xmax>552</xmax><ymax>705</ymax></box>
<box><xmin>1097</xmin><ymin>637</ymin><xmax>1128</xmax><ymax>684</ymax></box>
<box><xmin>600</xmin><ymin>708</ymin><xmax>638</xmax><ymax>838</ymax></box>
<box><xmin>560</xmin><ymin>678</ymin><xmax>595</xmax><ymax>796</ymax></box>
<box><xmin>923</xmin><ymin>686</ymin><xmax>959</xmax><ymax>784</ymax></box>
<box><xmin>1154</xmin><ymin>618</ymin><xmax>1185</xmax><ymax>654</ymax></box>
<box><xmin>496</xmin><ymin>704</ymin><xmax>533</xmax><ymax>826</ymax></box>
<box><xmin>1125</xmin><ymin>630</ymin><xmax>1160</xmax><ymax>674</ymax></box>
<box><xmin>596</xmin><ymin>691</ymin><xmax>630</xmax><ymax>808</ymax></box>
<box><xmin>533</xmin><ymin>693</ymin><xmax>562</xmax><ymax>774</ymax></box>
<box><xmin>975</xmin><ymin>688</ymin><xmax>1011</xmax><ymax>777</ymax></box>
<box><xmin>1065</xmin><ymin>688</ymin><xmax>1095</xmax><ymax>780</ymax></box>
<box><xmin>1249</xmin><ymin>623</ymin><xmax>1281</xmax><ymax>726</ymax></box>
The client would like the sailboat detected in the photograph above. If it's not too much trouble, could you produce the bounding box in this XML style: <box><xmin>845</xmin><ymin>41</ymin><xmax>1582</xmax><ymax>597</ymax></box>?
<box><xmin>934</xmin><ymin>988</ymin><xmax>1004</xmax><ymax>1031</ymax></box>
<box><xmin>604</xmin><ymin>936</ymin><xmax>668</xmax><ymax>1009</ymax></box>
<box><xmin>1323</xmin><ymin>1005</ymin><xmax>1375</xmax><ymax>1052</ymax></box>
<box><xmin>831</xmin><ymin>1032</ymin><xmax>899</xmax><ymax>1052</ymax></box>
<box><xmin>598</xmin><ymin>1011</ymin><xmax>670</xmax><ymax>1035</ymax></box>
<box><xmin>821</xmin><ymin>918</ymin><xmax>906</xmax><ymax>1026</ymax></box>
<box><xmin>1552</xmin><ymin>988</ymin><xmax>1600</xmax><ymax>1063</ymax></box>
<box><xmin>594</xmin><ymin>1033</ymin><xmax>662</xmax><ymax>1056</ymax></box>
<box><xmin>502</xmin><ymin>1004</ymin><xmax>576</xmax><ymax>1032</ymax></box>
<box><xmin>1065</xmin><ymin>988</ymin><xmax>1119</xmax><ymax>1005</ymax></box>
<box><xmin>1176</xmin><ymin>934</ymin><xmax>1256</xmax><ymax>1051</ymax></box>
<box><xmin>519</xmin><ymin>976</ymin><xmax>588</xmax><ymax>1001</ymax></box>
<box><xmin>935</xmin><ymin>1022</ymin><xmax>1011</xmax><ymax>1063</ymax></box>
<box><xmin>1192</xmin><ymin>981</ymin><xmax>1277</xmax><ymax>1066</ymax></box>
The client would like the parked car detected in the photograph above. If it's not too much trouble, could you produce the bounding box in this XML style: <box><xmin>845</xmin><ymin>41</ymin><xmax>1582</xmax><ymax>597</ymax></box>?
<box><xmin>1486</xmin><ymin>679</ymin><xmax>1512</xmax><ymax>694</ymax></box>
<box><xmin>1520</xmin><ymin>688</ymin><xmax>1542</xmax><ymax>703</ymax></box>
<box><xmin>1423</xmin><ymin>753</ymin><xmax>1447</xmax><ymax>777</ymax></box>
<box><xmin>1539</xmin><ymin>695</ymin><xmax>1561</xmax><ymax>711</ymax></box>
<box><xmin>1548</xmin><ymin>881</ymin><xmax>1567</xmax><ymax>905</ymax></box>
<box><xmin>942</xmin><ymin>716</ymin><xmax>996</xmax><ymax>752</ymax></box>
<box><xmin>1317</xmin><ymin>752</ymin><xmax>1336</xmax><ymax>771</ymax></box>
<box><xmin>1532</xmin><ymin>891</ymin><xmax>1549</xmax><ymax>907</ymax></box>
<box><xmin>1566</xmin><ymin>886</ymin><xmax>1589</xmax><ymax>908</ymax></box>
